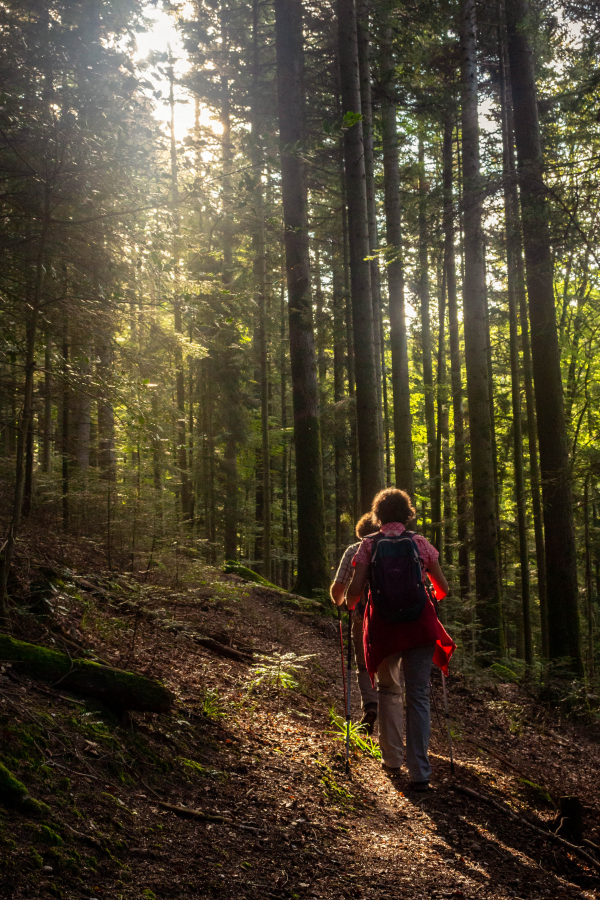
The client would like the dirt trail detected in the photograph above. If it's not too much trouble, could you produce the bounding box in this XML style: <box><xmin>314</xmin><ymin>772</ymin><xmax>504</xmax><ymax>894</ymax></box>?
<box><xmin>0</xmin><ymin>563</ymin><xmax>599</xmax><ymax>900</ymax></box>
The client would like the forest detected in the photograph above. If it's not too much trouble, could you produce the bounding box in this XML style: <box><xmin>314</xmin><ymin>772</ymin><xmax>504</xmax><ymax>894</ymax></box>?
<box><xmin>3</xmin><ymin>0</ymin><xmax>600</xmax><ymax>897</ymax></box>
<box><xmin>2</xmin><ymin>0</ymin><xmax>598</xmax><ymax>676</ymax></box>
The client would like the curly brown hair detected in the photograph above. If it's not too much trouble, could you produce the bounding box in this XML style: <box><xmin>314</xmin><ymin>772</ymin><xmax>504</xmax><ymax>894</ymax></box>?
<box><xmin>355</xmin><ymin>513</ymin><xmax>380</xmax><ymax>539</ymax></box>
<box><xmin>371</xmin><ymin>488</ymin><xmax>415</xmax><ymax>526</ymax></box>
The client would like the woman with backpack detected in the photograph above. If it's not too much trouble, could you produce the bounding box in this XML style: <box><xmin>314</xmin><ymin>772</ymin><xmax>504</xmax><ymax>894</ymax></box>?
<box><xmin>345</xmin><ymin>488</ymin><xmax>455</xmax><ymax>792</ymax></box>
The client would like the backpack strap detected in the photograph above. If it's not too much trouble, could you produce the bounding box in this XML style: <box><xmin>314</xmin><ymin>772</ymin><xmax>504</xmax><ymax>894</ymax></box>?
<box><xmin>399</xmin><ymin>529</ymin><xmax>425</xmax><ymax>569</ymax></box>
<box><xmin>369</xmin><ymin>531</ymin><xmax>385</xmax><ymax>563</ymax></box>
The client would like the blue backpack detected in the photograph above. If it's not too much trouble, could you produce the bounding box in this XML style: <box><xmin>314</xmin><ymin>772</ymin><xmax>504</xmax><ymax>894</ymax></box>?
<box><xmin>368</xmin><ymin>530</ymin><xmax>427</xmax><ymax>624</ymax></box>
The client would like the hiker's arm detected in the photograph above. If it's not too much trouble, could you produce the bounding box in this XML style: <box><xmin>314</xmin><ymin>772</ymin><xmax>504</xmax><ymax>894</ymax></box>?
<box><xmin>330</xmin><ymin>582</ymin><xmax>346</xmax><ymax>606</ymax></box>
<box><xmin>346</xmin><ymin>563</ymin><xmax>368</xmax><ymax>610</ymax></box>
<box><xmin>428</xmin><ymin>560</ymin><xmax>448</xmax><ymax>600</ymax></box>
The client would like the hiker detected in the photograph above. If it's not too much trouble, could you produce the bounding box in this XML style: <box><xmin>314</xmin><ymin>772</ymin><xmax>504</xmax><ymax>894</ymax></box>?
<box><xmin>345</xmin><ymin>488</ymin><xmax>455</xmax><ymax>791</ymax></box>
<box><xmin>330</xmin><ymin>513</ymin><xmax>381</xmax><ymax>735</ymax></box>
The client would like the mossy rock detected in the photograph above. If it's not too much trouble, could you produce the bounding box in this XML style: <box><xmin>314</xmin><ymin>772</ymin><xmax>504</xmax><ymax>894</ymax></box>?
<box><xmin>0</xmin><ymin>634</ymin><xmax>173</xmax><ymax>713</ymax></box>
<box><xmin>222</xmin><ymin>561</ymin><xmax>279</xmax><ymax>588</ymax></box>
<box><xmin>519</xmin><ymin>778</ymin><xmax>555</xmax><ymax>808</ymax></box>
<box><xmin>0</xmin><ymin>762</ymin><xmax>49</xmax><ymax>816</ymax></box>
<box><xmin>490</xmin><ymin>662</ymin><xmax>520</xmax><ymax>684</ymax></box>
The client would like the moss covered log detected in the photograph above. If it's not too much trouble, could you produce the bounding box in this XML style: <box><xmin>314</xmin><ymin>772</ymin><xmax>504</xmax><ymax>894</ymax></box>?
<box><xmin>0</xmin><ymin>635</ymin><xmax>173</xmax><ymax>712</ymax></box>
<box><xmin>0</xmin><ymin>762</ymin><xmax>49</xmax><ymax>815</ymax></box>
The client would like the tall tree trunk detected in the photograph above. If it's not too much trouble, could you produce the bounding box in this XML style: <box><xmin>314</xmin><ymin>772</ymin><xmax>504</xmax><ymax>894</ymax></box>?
<box><xmin>168</xmin><ymin>59</ymin><xmax>190</xmax><ymax>526</ymax></box>
<box><xmin>7</xmin><ymin>352</ymin><xmax>16</xmax><ymax>456</ymax></box>
<box><xmin>218</xmin><ymin>10</ymin><xmax>239</xmax><ymax>561</ymax></box>
<box><xmin>381</xmin><ymin>313</ymin><xmax>392</xmax><ymax>486</ymax></box>
<box><xmin>500</xmin><ymin>39</ymin><xmax>548</xmax><ymax>657</ymax></box>
<box><xmin>583</xmin><ymin>474</ymin><xmax>595</xmax><ymax>678</ymax></box>
<box><xmin>506</xmin><ymin>0</ymin><xmax>581</xmax><ymax>672</ymax></box>
<box><xmin>252</xmin><ymin>0</ymin><xmax>271</xmax><ymax>579</ymax></box>
<box><xmin>419</xmin><ymin>133</ymin><xmax>437</xmax><ymax>532</ymax></box>
<box><xmin>71</xmin><ymin>338</ymin><xmax>91</xmax><ymax>472</ymax></box>
<box><xmin>22</xmin><ymin>420</ymin><xmax>34</xmax><ymax>519</ymax></box>
<box><xmin>42</xmin><ymin>332</ymin><xmax>52</xmax><ymax>473</ymax></box>
<box><xmin>357</xmin><ymin>0</ymin><xmax>383</xmax><ymax>451</ymax></box>
<box><xmin>499</xmin><ymin>34</ymin><xmax>533</xmax><ymax>665</ymax></box>
<box><xmin>585</xmin><ymin>476</ymin><xmax>595</xmax><ymax>676</ymax></box>
<box><xmin>433</xmin><ymin>263</ymin><xmax>447</xmax><ymax>555</ymax></box>
<box><xmin>314</xmin><ymin>244</ymin><xmax>327</xmax><ymax>391</ymax></box>
<box><xmin>0</xmin><ymin>208</ymin><xmax>49</xmax><ymax>619</ymax></box>
<box><xmin>203</xmin><ymin>359</ymin><xmax>216</xmax><ymax>563</ymax></box>
<box><xmin>62</xmin><ymin>324</ymin><xmax>70</xmax><ymax>531</ymax></box>
<box><xmin>280</xmin><ymin>278</ymin><xmax>290</xmax><ymax>588</ymax></box>
<box><xmin>151</xmin><ymin>390</ymin><xmax>162</xmax><ymax>496</ymax></box>
<box><xmin>333</xmin><ymin>255</ymin><xmax>349</xmax><ymax>556</ymax></box>
<box><xmin>443</xmin><ymin>112</ymin><xmax>470</xmax><ymax>599</ymax></box>
<box><xmin>337</xmin><ymin>0</ymin><xmax>384</xmax><ymax>509</ymax></box>
<box><xmin>274</xmin><ymin>0</ymin><xmax>329</xmax><ymax>595</ymax></box>
<box><xmin>188</xmin><ymin>346</ymin><xmax>195</xmax><ymax>529</ymax></box>
<box><xmin>97</xmin><ymin>335</ymin><xmax>115</xmax><ymax>483</ymax></box>
<box><xmin>340</xmin><ymin>146</ymin><xmax>359</xmax><ymax>522</ymax></box>
<box><xmin>483</xmin><ymin>257</ymin><xmax>504</xmax><ymax>630</ymax></box>
<box><xmin>380</xmin><ymin>28</ymin><xmax>413</xmax><ymax>497</ymax></box>
<box><xmin>460</xmin><ymin>0</ymin><xmax>503</xmax><ymax>656</ymax></box>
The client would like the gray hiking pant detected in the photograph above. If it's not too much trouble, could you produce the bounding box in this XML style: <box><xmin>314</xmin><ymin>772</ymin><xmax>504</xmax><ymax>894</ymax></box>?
<box><xmin>352</xmin><ymin>613</ymin><xmax>378</xmax><ymax>711</ymax></box>
<box><xmin>377</xmin><ymin>643</ymin><xmax>435</xmax><ymax>782</ymax></box>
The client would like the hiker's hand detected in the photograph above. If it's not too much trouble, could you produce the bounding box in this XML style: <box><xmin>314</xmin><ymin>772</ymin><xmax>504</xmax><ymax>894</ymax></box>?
<box><xmin>428</xmin><ymin>560</ymin><xmax>449</xmax><ymax>600</ymax></box>
<box><xmin>346</xmin><ymin>563</ymin><xmax>368</xmax><ymax>609</ymax></box>
<box><xmin>330</xmin><ymin>582</ymin><xmax>345</xmax><ymax>606</ymax></box>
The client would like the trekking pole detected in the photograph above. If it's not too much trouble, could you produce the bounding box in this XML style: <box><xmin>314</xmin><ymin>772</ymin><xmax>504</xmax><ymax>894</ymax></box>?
<box><xmin>337</xmin><ymin>608</ymin><xmax>347</xmax><ymax>710</ymax></box>
<box><xmin>441</xmin><ymin>670</ymin><xmax>455</xmax><ymax>774</ymax></box>
<box><xmin>345</xmin><ymin>607</ymin><xmax>352</xmax><ymax>776</ymax></box>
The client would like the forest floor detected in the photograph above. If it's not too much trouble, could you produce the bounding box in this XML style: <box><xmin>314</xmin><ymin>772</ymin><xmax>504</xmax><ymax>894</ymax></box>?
<box><xmin>1</xmin><ymin>536</ymin><xmax>600</xmax><ymax>900</ymax></box>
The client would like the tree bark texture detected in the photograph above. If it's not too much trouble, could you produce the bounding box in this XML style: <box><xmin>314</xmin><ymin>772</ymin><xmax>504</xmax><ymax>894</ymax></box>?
<box><xmin>97</xmin><ymin>336</ymin><xmax>115</xmax><ymax>483</ymax></box>
<box><xmin>506</xmin><ymin>0</ymin><xmax>582</xmax><ymax>671</ymax></box>
<box><xmin>252</xmin><ymin>0</ymin><xmax>271</xmax><ymax>579</ymax></box>
<box><xmin>218</xmin><ymin>12</ymin><xmax>240</xmax><ymax>561</ymax></box>
<box><xmin>169</xmin><ymin>61</ymin><xmax>191</xmax><ymax>525</ymax></box>
<box><xmin>337</xmin><ymin>0</ymin><xmax>384</xmax><ymax>510</ymax></box>
<box><xmin>418</xmin><ymin>134</ymin><xmax>437</xmax><ymax>533</ymax></box>
<box><xmin>380</xmin><ymin>29</ymin><xmax>413</xmax><ymax>498</ymax></box>
<box><xmin>274</xmin><ymin>0</ymin><xmax>329</xmax><ymax>596</ymax></box>
<box><xmin>499</xmin><ymin>34</ymin><xmax>533</xmax><ymax>665</ymax></box>
<box><xmin>42</xmin><ymin>332</ymin><xmax>52</xmax><ymax>473</ymax></box>
<box><xmin>443</xmin><ymin>113</ymin><xmax>471</xmax><ymax>599</ymax></box>
<box><xmin>460</xmin><ymin>0</ymin><xmax>503</xmax><ymax>656</ymax></box>
<box><xmin>356</xmin><ymin>0</ymin><xmax>383</xmax><ymax>452</ymax></box>
<box><xmin>0</xmin><ymin>205</ymin><xmax>48</xmax><ymax>619</ymax></box>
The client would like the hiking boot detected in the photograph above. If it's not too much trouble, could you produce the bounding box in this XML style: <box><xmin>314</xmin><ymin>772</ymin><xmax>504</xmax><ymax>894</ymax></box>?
<box><xmin>382</xmin><ymin>763</ymin><xmax>402</xmax><ymax>778</ymax></box>
<box><xmin>360</xmin><ymin>708</ymin><xmax>377</xmax><ymax>736</ymax></box>
<box><xmin>408</xmin><ymin>781</ymin><xmax>431</xmax><ymax>792</ymax></box>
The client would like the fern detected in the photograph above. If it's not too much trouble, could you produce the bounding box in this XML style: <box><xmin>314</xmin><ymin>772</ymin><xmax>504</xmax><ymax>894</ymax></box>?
<box><xmin>327</xmin><ymin>709</ymin><xmax>381</xmax><ymax>760</ymax></box>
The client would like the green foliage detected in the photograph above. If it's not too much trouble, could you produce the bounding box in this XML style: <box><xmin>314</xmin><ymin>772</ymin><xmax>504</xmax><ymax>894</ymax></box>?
<box><xmin>178</xmin><ymin>758</ymin><xmax>225</xmax><ymax>779</ymax></box>
<box><xmin>342</xmin><ymin>111</ymin><xmax>363</xmax><ymax>129</ymax></box>
<box><xmin>29</xmin><ymin>824</ymin><xmax>63</xmax><ymax>846</ymax></box>
<box><xmin>490</xmin><ymin>663</ymin><xmax>520</xmax><ymax>684</ymax></box>
<box><xmin>0</xmin><ymin>762</ymin><xmax>49</xmax><ymax>816</ymax></box>
<box><xmin>314</xmin><ymin>760</ymin><xmax>354</xmax><ymax>807</ymax></box>
<box><xmin>201</xmin><ymin>687</ymin><xmax>227</xmax><ymax>720</ymax></box>
<box><xmin>249</xmin><ymin>652</ymin><xmax>314</xmax><ymax>692</ymax></box>
<box><xmin>327</xmin><ymin>709</ymin><xmax>382</xmax><ymax>760</ymax></box>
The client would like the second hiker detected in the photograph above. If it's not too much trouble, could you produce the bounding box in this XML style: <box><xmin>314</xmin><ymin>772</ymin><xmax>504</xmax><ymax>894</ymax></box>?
<box><xmin>330</xmin><ymin>513</ymin><xmax>380</xmax><ymax>735</ymax></box>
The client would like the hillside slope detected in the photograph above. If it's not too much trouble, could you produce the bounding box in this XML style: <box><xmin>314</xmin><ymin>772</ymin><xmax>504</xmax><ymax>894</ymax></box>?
<box><xmin>0</xmin><ymin>555</ymin><xmax>599</xmax><ymax>900</ymax></box>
